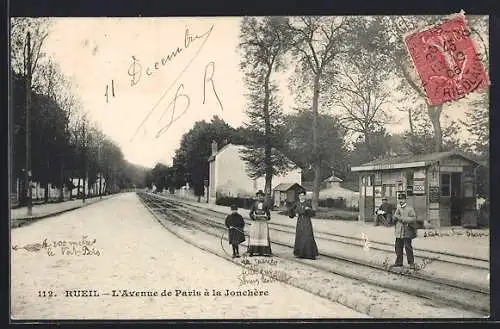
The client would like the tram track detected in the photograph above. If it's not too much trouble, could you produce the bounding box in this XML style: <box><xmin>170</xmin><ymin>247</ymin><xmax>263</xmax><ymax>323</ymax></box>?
<box><xmin>152</xmin><ymin>193</ymin><xmax>489</xmax><ymax>292</ymax></box>
<box><xmin>138</xmin><ymin>192</ymin><xmax>489</xmax><ymax>317</ymax></box>
<box><xmin>170</xmin><ymin>196</ymin><xmax>489</xmax><ymax>267</ymax></box>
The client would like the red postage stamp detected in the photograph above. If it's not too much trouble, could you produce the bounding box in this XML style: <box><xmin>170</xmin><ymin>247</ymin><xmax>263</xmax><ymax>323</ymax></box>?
<box><xmin>404</xmin><ymin>12</ymin><xmax>489</xmax><ymax>105</ymax></box>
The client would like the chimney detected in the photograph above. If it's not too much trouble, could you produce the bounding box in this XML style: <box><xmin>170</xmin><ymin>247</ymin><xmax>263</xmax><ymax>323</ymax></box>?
<box><xmin>211</xmin><ymin>140</ymin><xmax>218</xmax><ymax>155</ymax></box>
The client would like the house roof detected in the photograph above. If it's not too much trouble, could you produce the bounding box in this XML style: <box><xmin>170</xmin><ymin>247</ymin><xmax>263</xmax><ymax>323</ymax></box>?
<box><xmin>208</xmin><ymin>143</ymin><xmax>234</xmax><ymax>162</ymax></box>
<box><xmin>301</xmin><ymin>181</ymin><xmax>327</xmax><ymax>191</ymax></box>
<box><xmin>351</xmin><ymin>151</ymin><xmax>481</xmax><ymax>172</ymax></box>
<box><xmin>208</xmin><ymin>143</ymin><xmax>300</xmax><ymax>169</ymax></box>
<box><xmin>324</xmin><ymin>175</ymin><xmax>343</xmax><ymax>183</ymax></box>
<box><xmin>273</xmin><ymin>183</ymin><xmax>304</xmax><ymax>192</ymax></box>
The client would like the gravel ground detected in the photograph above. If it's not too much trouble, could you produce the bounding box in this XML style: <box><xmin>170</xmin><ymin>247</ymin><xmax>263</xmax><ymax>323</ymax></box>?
<box><xmin>149</xmin><ymin>199</ymin><xmax>485</xmax><ymax>318</ymax></box>
<box><xmin>11</xmin><ymin>192</ymin><xmax>367</xmax><ymax>320</ymax></box>
<box><xmin>154</xmin><ymin>195</ymin><xmax>490</xmax><ymax>291</ymax></box>
<box><xmin>170</xmin><ymin>195</ymin><xmax>489</xmax><ymax>261</ymax></box>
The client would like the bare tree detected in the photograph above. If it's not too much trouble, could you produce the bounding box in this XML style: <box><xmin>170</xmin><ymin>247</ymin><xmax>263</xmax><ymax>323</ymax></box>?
<box><xmin>10</xmin><ymin>18</ymin><xmax>52</xmax><ymax>81</ymax></box>
<box><xmin>379</xmin><ymin>15</ymin><xmax>488</xmax><ymax>153</ymax></box>
<box><xmin>330</xmin><ymin>54</ymin><xmax>392</xmax><ymax>158</ymax></box>
<box><xmin>285</xmin><ymin>16</ymin><xmax>350</xmax><ymax>210</ymax></box>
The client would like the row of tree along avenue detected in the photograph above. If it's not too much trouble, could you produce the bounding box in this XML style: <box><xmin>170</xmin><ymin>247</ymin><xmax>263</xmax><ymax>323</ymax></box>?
<box><xmin>145</xmin><ymin>16</ymin><xmax>489</xmax><ymax>210</ymax></box>
<box><xmin>10</xmin><ymin>18</ymin><xmax>148</xmax><ymax>207</ymax></box>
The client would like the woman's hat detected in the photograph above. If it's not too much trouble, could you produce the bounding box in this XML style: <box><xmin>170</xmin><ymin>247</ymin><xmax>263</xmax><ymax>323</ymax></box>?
<box><xmin>230</xmin><ymin>204</ymin><xmax>238</xmax><ymax>211</ymax></box>
<box><xmin>256</xmin><ymin>190</ymin><xmax>265</xmax><ymax>196</ymax></box>
<box><xmin>298</xmin><ymin>190</ymin><xmax>306</xmax><ymax>196</ymax></box>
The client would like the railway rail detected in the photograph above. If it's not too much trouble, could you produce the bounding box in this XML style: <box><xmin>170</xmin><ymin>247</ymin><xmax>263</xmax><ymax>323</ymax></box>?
<box><xmin>167</xmin><ymin>196</ymin><xmax>489</xmax><ymax>267</ymax></box>
<box><xmin>138</xmin><ymin>192</ymin><xmax>489</xmax><ymax>316</ymax></box>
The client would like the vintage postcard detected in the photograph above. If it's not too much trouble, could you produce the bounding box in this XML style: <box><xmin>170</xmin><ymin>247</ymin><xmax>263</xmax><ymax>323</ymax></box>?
<box><xmin>9</xmin><ymin>15</ymin><xmax>490</xmax><ymax>320</ymax></box>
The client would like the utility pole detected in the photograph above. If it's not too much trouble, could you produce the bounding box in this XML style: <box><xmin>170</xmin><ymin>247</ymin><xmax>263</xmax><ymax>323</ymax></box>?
<box><xmin>25</xmin><ymin>32</ymin><xmax>32</xmax><ymax>216</ymax></box>
<box><xmin>98</xmin><ymin>142</ymin><xmax>102</xmax><ymax>199</ymax></box>
<box><xmin>82</xmin><ymin>116</ymin><xmax>86</xmax><ymax>203</ymax></box>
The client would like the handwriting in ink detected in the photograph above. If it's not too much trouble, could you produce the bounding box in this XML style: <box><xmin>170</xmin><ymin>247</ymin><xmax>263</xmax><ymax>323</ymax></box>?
<box><xmin>185</xmin><ymin>26</ymin><xmax>210</xmax><ymax>48</ymax></box>
<box><xmin>12</xmin><ymin>236</ymin><xmax>101</xmax><ymax>256</ymax></box>
<box><xmin>240</xmin><ymin>254</ymin><xmax>278</xmax><ymax>266</ymax></box>
<box><xmin>130</xmin><ymin>25</ymin><xmax>214</xmax><ymax>141</ymax></box>
<box><xmin>152</xmin><ymin>61</ymin><xmax>223</xmax><ymax>138</ymax></box>
<box><xmin>128</xmin><ymin>56</ymin><xmax>142</xmax><ymax>87</ymax></box>
<box><xmin>203</xmin><ymin>61</ymin><xmax>224</xmax><ymax>111</ymax></box>
<box><xmin>105</xmin><ymin>79</ymin><xmax>116</xmax><ymax>102</ymax></box>
<box><xmin>237</xmin><ymin>263</ymin><xmax>291</xmax><ymax>286</ymax></box>
<box><xmin>423</xmin><ymin>229</ymin><xmax>488</xmax><ymax>238</ymax></box>
<box><xmin>155</xmin><ymin>84</ymin><xmax>191</xmax><ymax>138</ymax></box>
<box><xmin>127</xmin><ymin>25</ymin><xmax>214</xmax><ymax>87</ymax></box>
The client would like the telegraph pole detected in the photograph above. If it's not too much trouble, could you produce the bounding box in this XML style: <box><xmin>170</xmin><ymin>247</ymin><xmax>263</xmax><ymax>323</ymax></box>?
<box><xmin>98</xmin><ymin>143</ymin><xmax>102</xmax><ymax>199</ymax></box>
<box><xmin>25</xmin><ymin>32</ymin><xmax>32</xmax><ymax>216</ymax></box>
<box><xmin>82</xmin><ymin>116</ymin><xmax>86</xmax><ymax>203</ymax></box>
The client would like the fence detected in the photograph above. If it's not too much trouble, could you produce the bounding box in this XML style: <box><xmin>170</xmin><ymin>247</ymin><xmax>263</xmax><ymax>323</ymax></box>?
<box><xmin>318</xmin><ymin>196</ymin><xmax>359</xmax><ymax>211</ymax></box>
<box><xmin>11</xmin><ymin>179</ymin><xmax>113</xmax><ymax>208</ymax></box>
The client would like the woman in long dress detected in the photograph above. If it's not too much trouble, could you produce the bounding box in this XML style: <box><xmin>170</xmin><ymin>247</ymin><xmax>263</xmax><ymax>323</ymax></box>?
<box><xmin>248</xmin><ymin>190</ymin><xmax>272</xmax><ymax>256</ymax></box>
<box><xmin>289</xmin><ymin>191</ymin><xmax>318</xmax><ymax>259</ymax></box>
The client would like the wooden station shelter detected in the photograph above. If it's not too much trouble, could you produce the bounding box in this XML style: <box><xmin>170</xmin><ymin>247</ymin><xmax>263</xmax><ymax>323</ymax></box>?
<box><xmin>273</xmin><ymin>183</ymin><xmax>306</xmax><ymax>209</ymax></box>
<box><xmin>350</xmin><ymin>151</ymin><xmax>481</xmax><ymax>228</ymax></box>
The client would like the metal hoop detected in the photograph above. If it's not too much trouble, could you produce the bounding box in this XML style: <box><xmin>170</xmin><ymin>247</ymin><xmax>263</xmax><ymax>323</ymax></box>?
<box><xmin>219</xmin><ymin>226</ymin><xmax>251</xmax><ymax>258</ymax></box>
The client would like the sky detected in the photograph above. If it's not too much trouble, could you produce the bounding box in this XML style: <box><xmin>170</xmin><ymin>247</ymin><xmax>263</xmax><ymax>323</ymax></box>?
<box><xmin>40</xmin><ymin>16</ymin><xmax>488</xmax><ymax>168</ymax></box>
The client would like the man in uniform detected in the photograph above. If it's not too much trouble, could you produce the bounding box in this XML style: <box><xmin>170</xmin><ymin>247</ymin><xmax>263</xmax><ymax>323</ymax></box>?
<box><xmin>390</xmin><ymin>194</ymin><xmax>417</xmax><ymax>269</ymax></box>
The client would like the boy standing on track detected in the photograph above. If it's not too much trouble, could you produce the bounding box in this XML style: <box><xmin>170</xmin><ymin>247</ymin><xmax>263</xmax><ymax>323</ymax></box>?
<box><xmin>390</xmin><ymin>194</ymin><xmax>417</xmax><ymax>270</ymax></box>
<box><xmin>225</xmin><ymin>204</ymin><xmax>246</xmax><ymax>258</ymax></box>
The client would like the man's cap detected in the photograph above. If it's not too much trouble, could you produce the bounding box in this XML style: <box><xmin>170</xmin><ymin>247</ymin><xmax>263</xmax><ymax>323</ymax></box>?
<box><xmin>230</xmin><ymin>204</ymin><xmax>238</xmax><ymax>211</ymax></box>
<box><xmin>256</xmin><ymin>190</ymin><xmax>265</xmax><ymax>196</ymax></box>
<box><xmin>398</xmin><ymin>193</ymin><xmax>407</xmax><ymax>200</ymax></box>
<box><xmin>382</xmin><ymin>197</ymin><xmax>388</xmax><ymax>201</ymax></box>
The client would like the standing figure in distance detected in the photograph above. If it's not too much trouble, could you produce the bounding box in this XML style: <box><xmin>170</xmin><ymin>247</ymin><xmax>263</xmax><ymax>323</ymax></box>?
<box><xmin>248</xmin><ymin>190</ymin><xmax>272</xmax><ymax>257</ymax></box>
<box><xmin>288</xmin><ymin>191</ymin><xmax>318</xmax><ymax>260</ymax></box>
<box><xmin>225</xmin><ymin>204</ymin><xmax>245</xmax><ymax>258</ymax></box>
<box><xmin>390</xmin><ymin>194</ymin><xmax>417</xmax><ymax>269</ymax></box>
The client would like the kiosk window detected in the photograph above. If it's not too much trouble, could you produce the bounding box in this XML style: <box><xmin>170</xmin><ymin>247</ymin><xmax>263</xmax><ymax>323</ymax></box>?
<box><xmin>406</xmin><ymin>170</ymin><xmax>414</xmax><ymax>186</ymax></box>
<box><xmin>383</xmin><ymin>184</ymin><xmax>395</xmax><ymax>197</ymax></box>
<box><xmin>441</xmin><ymin>174</ymin><xmax>451</xmax><ymax>196</ymax></box>
<box><xmin>364</xmin><ymin>175</ymin><xmax>373</xmax><ymax>186</ymax></box>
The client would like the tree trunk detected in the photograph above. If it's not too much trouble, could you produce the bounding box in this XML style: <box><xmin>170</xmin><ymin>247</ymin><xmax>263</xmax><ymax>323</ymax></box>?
<box><xmin>263</xmin><ymin>70</ymin><xmax>273</xmax><ymax>206</ymax></box>
<box><xmin>82</xmin><ymin>120</ymin><xmax>86</xmax><ymax>203</ymax></box>
<box><xmin>364</xmin><ymin>129</ymin><xmax>374</xmax><ymax>159</ymax></box>
<box><xmin>25</xmin><ymin>31</ymin><xmax>33</xmax><ymax>215</ymax></box>
<box><xmin>83</xmin><ymin>170</ymin><xmax>86</xmax><ymax>202</ymax></box>
<box><xmin>311</xmin><ymin>73</ymin><xmax>321</xmax><ymax>211</ymax></box>
<box><xmin>59</xmin><ymin>159</ymin><xmax>64</xmax><ymax>202</ymax></box>
<box><xmin>44</xmin><ymin>159</ymin><xmax>49</xmax><ymax>203</ymax></box>
<box><xmin>44</xmin><ymin>181</ymin><xmax>49</xmax><ymax>203</ymax></box>
<box><xmin>408</xmin><ymin>108</ymin><xmax>414</xmax><ymax>135</ymax></box>
<box><xmin>77</xmin><ymin>177</ymin><xmax>81</xmax><ymax>198</ymax></box>
<box><xmin>427</xmin><ymin>104</ymin><xmax>443</xmax><ymax>152</ymax></box>
<box><xmin>399</xmin><ymin>59</ymin><xmax>443</xmax><ymax>153</ymax></box>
